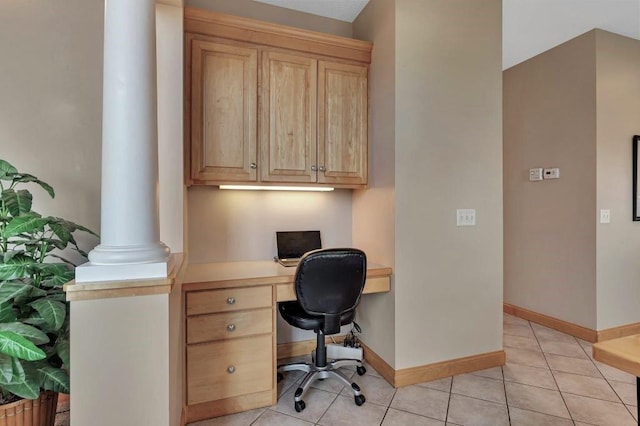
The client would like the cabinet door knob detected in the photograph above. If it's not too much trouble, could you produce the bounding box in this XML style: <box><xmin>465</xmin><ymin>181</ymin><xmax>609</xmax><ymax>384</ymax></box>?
<box><xmin>227</xmin><ymin>324</ymin><xmax>236</xmax><ymax>332</ymax></box>
<box><xmin>226</xmin><ymin>297</ymin><xmax>235</xmax><ymax>305</ymax></box>
<box><xmin>227</xmin><ymin>366</ymin><xmax>235</xmax><ymax>374</ymax></box>
<box><xmin>311</xmin><ymin>165</ymin><xmax>318</xmax><ymax>172</ymax></box>
<box><xmin>250</xmin><ymin>162</ymin><xmax>257</xmax><ymax>169</ymax></box>
<box><xmin>319</xmin><ymin>166</ymin><xmax>326</xmax><ymax>172</ymax></box>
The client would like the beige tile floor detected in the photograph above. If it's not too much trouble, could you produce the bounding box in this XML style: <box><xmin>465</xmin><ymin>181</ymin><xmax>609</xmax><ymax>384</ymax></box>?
<box><xmin>188</xmin><ymin>313</ymin><xmax>637</xmax><ymax>425</ymax></box>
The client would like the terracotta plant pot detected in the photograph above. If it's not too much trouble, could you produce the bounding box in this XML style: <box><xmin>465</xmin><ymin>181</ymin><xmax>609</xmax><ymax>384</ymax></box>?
<box><xmin>0</xmin><ymin>392</ymin><xmax>58</xmax><ymax>426</ymax></box>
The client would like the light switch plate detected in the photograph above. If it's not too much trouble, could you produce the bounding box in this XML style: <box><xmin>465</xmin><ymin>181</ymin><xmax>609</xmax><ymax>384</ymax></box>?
<box><xmin>457</xmin><ymin>209</ymin><xmax>476</xmax><ymax>226</ymax></box>
<box><xmin>600</xmin><ymin>209</ymin><xmax>611</xmax><ymax>224</ymax></box>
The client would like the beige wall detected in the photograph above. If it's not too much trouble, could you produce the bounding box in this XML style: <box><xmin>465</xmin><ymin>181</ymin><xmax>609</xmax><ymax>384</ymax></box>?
<box><xmin>157</xmin><ymin>4</ymin><xmax>185</xmax><ymax>254</ymax></box>
<box><xmin>352</xmin><ymin>0</ymin><xmax>503</xmax><ymax>370</ymax></box>
<box><xmin>186</xmin><ymin>0</ymin><xmax>353</xmax><ymax>37</ymax></box>
<box><xmin>595</xmin><ymin>30</ymin><xmax>640</xmax><ymax>330</ymax></box>
<box><xmin>394</xmin><ymin>0</ymin><xmax>503</xmax><ymax>368</ymax></box>
<box><xmin>188</xmin><ymin>188</ymin><xmax>353</xmax><ymax>262</ymax></box>
<box><xmin>71</xmin><ymin>295</ymin><xmax>171</xmax><ymax>426</ymax></box>
<box><xmin>504</xmin><ymin>29</ymin><xmax>640</xmax><ymax>331</ymax></box>
<box><xmin>0</xmin><ymin>0</ymin><xmax>102</xmax><ymax>251</ymax></box>
<box><xmin>352</xmin><ymin>0</ymin><xmax>397</xmax><ymax>366</ymax></box>
<box><xmin>503</xmin><ymin>32</ymin><xmax>599</xmax><ymax>329</ymax></box>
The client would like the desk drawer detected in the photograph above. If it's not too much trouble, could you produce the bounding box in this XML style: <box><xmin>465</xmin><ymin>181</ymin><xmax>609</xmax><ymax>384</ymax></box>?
<box><xmin>187</xmin><ymin>335</ymin><xmax>273</xmax><ymax>405</ymax></box>
<box><xmin>187</xmin><ymin>286</ymin><xmax>272</xmax><ymax>315</ymax></box>
<box><xmin>187</xmin><ymin>308</ymin><xmax>272</xmax><ymax>344</ymax></box>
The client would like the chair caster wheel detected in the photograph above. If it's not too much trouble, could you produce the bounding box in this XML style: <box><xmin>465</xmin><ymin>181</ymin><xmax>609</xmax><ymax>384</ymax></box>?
<box><xmin>294</xmin><ymin>400</ymin><xmax>306</xmax><ymax>412</ymax></box>
<box><xmin>356</xmin><ymin>366</ymin><xmax>366</xmax><ymax>376</ymax></box>
<box><xmin>354</xmin><ymin>394</ymin><xmax>366</xmax><ymax>406</ymax></box>
<box><xmin>277</xmin><ymin>372</ymin><xmax>284</xmax><ymax>383</ymax></box>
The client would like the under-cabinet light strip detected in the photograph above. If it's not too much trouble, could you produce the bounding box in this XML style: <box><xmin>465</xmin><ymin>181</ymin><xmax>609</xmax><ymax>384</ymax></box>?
<box><xmin>219</xmin><ymin>185</ymin><xmax>334</xmax><ymax>192</ymax></box>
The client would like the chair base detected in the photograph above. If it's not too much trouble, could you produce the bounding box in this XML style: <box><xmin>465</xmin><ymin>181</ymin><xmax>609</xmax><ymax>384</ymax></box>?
<box><xmin>277</xmin><ymin>357</ymin><xmax>367</xmax><ymax>412</ymax></box>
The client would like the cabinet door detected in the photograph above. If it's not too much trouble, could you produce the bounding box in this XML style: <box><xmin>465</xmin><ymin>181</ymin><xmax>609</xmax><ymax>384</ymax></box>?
<box><xmin>260</xmin><ymin>52</ymin><xmax>317</xmax><ymax>183</ymax></box>
<box><xmin>191</xmin><ymin>40</ymin><xmax>257</xmax><ymax>182</ymax></box>
<box><xmin>318</xmin><ymin>61</ymin><xmax>368</xmax><ymax>185</ymax></box>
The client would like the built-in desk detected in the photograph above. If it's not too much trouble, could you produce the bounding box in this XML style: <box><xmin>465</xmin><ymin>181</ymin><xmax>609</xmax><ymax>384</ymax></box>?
<box><xmin>182</xmin><ymin>261</ymin><xmax>391</xmax><ymax>422</ymax></box>
<box><xmin>185</xmin><ymin>261</ymin><xmax>392</xmax><ymax>300</ymax></box>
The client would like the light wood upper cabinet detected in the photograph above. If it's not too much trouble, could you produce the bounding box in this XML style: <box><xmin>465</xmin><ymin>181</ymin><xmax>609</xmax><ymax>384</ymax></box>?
<box><xmin>185</xmin><ymin>9</ymin><xmax>372</xmax><ymax>188</ymax></box>
<box><xmin>318</xmin><ymin>61</ymin><xmax>368</xmax><ymax>185</ymax></box>
<box><xmin>191</xmin><ymin>40</ymin><xmax>258</xmax><ymax>182</ymax></box>
<box><xmin>260</xmin><ymin>52</ymin><xmax>317</xmax><ymax>183</ymax></box>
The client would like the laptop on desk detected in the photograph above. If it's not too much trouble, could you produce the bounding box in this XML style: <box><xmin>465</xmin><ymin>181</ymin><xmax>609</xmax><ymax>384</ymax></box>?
<box><xmin>275</xmin><ymin>231</ymin><xmax>322</xmax><ymax>267</ymax></box>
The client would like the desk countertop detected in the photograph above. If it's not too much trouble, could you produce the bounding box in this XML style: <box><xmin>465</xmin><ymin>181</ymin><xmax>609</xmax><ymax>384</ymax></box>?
<box><xmin>185</xmin><ymin>260</ymin><xmax>392</xmax><ymax>285</ymax></box>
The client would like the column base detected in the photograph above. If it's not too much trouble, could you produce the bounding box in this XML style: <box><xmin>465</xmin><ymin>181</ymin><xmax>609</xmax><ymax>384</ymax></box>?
<box><xmin>76</xmin><ymin>258</ymin><xmax>174</xmax><ymax>283</ymax></box>
<box><xmin>88</xmin><ymin>242</ymin><xmax>171</xmax><ymax>264</ymax></box>
<box><xmin>78</xmin><ymin>243</ymin><xmax>172</xmax><ymax>283</ymax></box>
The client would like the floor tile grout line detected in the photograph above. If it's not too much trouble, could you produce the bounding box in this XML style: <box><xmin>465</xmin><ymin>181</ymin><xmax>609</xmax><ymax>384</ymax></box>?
<box><xmin>377</xmin><ymin>387</ymin><xmax>397</xmax><ymax>426</ymax></box>
<box><xmin>378</xmin><ymin>406</ymin><xmax>391</xmax><ymax>426</ymax></box>
<box><xmin>530</xmin><ymin>319</ymin><xmax>577</xmax><ymax>424</ymax></box>
<box><xmin>463</xmin><ymin>373</ymin><xmax>505</xmax><ymax>383</ymax></box>
<box><xmin>449</xmin><ymin>388</ymin><xmax>510</xmax><ymax>407</ymax></box>
<box><xmin>261</xmin><ymin>408</ymin><xmax>314</xmax><ymax>425</ymax></box>
<box><xmin>501</xmin><ymin>363</ymin><xmax>512</xmax><ymax>426</ymax></box>
<box><xmin>510</xmin><ymin>319</ymin><xmax>539</xmax><ymax>425</ymax></box>
<box><xmin>558</xmin><ymin>388</ymin><xmax>632</xmax><ymax>404</ymax></box>
<box><xmin>249</xmin><ymin>408</ymin><xmax>266</xmax><ymax>425</ymax></box>
<box><xmin>576</xmin><ymin>342</ymin><xmax>607</xmax><ymax>380</ymax></box>
<box><xmin>510</xmin><ymin>405</ymin><xmax>585</xmax><ymax>424</ymax></box>
<box><xmin>386</xmin><ymin>406</ymin><xmax>448</xmax><ymax>424</ymax></box>
<box><xmin>314</xmin><ymin>390</ymin><xmax>339</xmax><ymax>425</ymax></box>
<box><xmin>502</xmin><ymin>372</ymin><xmax>569</xmax><ymax>392</ymax></box>
<box><xmin>592</xmin><ymin>366</ymin><xmax>639</xmax><ymax>421</ymax></box>
<box><xmin>444</xmin><ymin>374</ymin><xmax>453</xmax><ymax>423</ymax></box>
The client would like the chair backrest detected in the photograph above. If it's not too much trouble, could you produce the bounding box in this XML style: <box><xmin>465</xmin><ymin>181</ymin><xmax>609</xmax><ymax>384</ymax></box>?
<box><xmin>294</xmin><ymin>248</ymin><xmax>367</xmax><ymax>334</ymax></box>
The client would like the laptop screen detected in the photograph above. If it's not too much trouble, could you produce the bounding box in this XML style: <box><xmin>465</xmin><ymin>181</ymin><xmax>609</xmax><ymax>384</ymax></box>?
<box><xmin>276</xmin><ymin>231</ymin><xmax>322</xmax><ymax>259</ymax></box>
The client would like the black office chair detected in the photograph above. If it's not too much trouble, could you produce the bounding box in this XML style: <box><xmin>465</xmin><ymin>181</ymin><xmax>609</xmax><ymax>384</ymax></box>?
<box><xmin>277</xmin><ymin>248</ymin><xmax>367</xmax><ymax>412</ymax></box>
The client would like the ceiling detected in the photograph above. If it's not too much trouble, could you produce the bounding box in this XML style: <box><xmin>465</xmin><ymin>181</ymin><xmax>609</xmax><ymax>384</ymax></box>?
<box><xmin>253</xmin><ymin>0</ymin><xmax>370</xmax><ymax>23</ymax></box>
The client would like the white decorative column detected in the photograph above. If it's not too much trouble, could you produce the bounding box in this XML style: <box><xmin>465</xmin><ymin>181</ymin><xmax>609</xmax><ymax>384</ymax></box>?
<box><xmin>76</xmin><ymin>0</ymin><xmax>170</xmax><ymax>282</ymax></box>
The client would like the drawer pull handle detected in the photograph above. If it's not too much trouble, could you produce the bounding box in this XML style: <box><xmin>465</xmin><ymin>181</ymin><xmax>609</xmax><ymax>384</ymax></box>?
<box><xmin>226</xmin><ymin>297</ymin><xmax>235</xmax><ymax>305</ymax></box>
<box><xmin>227</xmin><ymin>366</ymin><xmax>235</xmax><ymax>374</ymax></box>
<box><xmin>227</xmin><ymin>324</ymin><xmax>236</xmax><ymax>332</ymax></box>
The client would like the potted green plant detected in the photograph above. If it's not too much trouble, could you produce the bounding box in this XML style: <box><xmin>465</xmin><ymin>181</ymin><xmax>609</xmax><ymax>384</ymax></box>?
<box><xmin>0</xmin><ymin>159</ymin><xmax>96</xmax><ymax>425</ymax></box>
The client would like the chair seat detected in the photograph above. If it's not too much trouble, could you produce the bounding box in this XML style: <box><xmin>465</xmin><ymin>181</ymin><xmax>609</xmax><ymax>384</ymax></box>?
<box><xmin>279</xmin><ymin>301</ymin><xmax>355</xmax><ymax>331</ymax></box>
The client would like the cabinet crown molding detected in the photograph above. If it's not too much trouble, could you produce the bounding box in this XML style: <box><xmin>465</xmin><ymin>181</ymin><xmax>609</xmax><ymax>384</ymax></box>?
<box><xmin>184</xmin><ymin>7</ymin><xmax>373</xmax><ymax>63</ymax></box>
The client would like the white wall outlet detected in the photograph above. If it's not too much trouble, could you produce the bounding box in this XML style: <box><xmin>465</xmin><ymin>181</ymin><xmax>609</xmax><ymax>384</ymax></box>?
<box><xmin>529</xmin><ymin>168</ymin><xmax>543</xmax><ymax>181</ymax></box>
<box><xmin>600</xmin><ymin>209</ymin><xmax>611</xmax><ymax>224</ymax></box>
<box><xmin>543</xmin><ymin>168</ymin><xmax>560</xmax><ymax>179</ymax></box>
<box><xmin>456</xmin><ymin>209</ymin><xmax>476</xmax><ymax>226</ymax></box>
